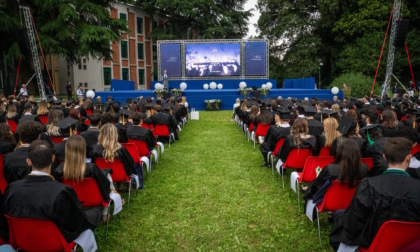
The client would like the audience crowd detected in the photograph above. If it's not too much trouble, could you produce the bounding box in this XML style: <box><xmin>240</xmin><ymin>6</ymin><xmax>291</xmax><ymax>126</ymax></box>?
<box><xmin>0</xmin><ymin>94</ymin><xmax>189</xmax><ymax>250</ymax></box>
<box><xmin>234</xmin><ymin>94</ymin><xmax>420</xmax><ymax>251</ymax></box>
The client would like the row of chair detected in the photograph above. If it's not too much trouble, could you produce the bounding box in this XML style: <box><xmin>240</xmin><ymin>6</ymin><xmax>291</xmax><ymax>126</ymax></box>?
<box><xmin>234</xmin><ymin>118</ymin><xmax>420</xmax><ymax>251</ymax></box>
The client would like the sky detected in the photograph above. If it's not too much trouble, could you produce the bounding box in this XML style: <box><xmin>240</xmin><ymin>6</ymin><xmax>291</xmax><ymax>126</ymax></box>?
<box><xmin>244</xmin><ymin>0</ymin><xmax>260</xmax><ymax>38</ymax></box>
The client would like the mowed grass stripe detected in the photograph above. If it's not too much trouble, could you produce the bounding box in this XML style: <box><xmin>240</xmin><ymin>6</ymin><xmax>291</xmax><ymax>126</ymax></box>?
<box><xmin>95</xmin><ymin>111</ymin><xmax>332</xmax><ymax>251</ymax></box>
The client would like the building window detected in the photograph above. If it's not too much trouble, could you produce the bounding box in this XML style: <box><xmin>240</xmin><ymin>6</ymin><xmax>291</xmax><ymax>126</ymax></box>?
<box><xmin>67</xmin><ymin>71</ymin><xmax>70</xmax><ymax>77</ymax></box>
<box><xmin>78</xmin><ymin>64</ymin><xmax>82</xmax><ymax>70</ymax></box>
<box><xmin>83</xmin><ymin>65</ymin><xmax>87</xmax><ymax>70</ymax></box>
<box><xmin>152</xmin><ymin>45</ymin><xmax>157</xmax><ymax>61</ymax></box>
<box><xmin>152</xmin><ymin>20</ymin><xmax>157</xmax><ymax>30</ymax></box>
<box><xmin>137</xmin><ymin>17</ymin><xmax>143</xmax><ymax>34</ymax></box>
<box><xmin>83</xmin><ymin>58</ymin><xmax>87</xmax><ymax>63</ymax></box>
<box><xmin>137</xmin><ymin>43</ymin><xmax>144</xmax><ymax>60</ymax></box>
<box><xmin>121</xmin><ymin>41</ymin><xmax>128</xmax><ymax>58</ymax></box>
<box><xmin>119</xmin><ymin>13</ymin><xmax>126</xmax><ymax>20</ymax></box>
<box><xmin>103</xmin><ymin>67</ymin><xmax>111</xmax><ymax>86</ymax></box>
<box><xmin>122</xmin><ymin>68</ymin><xmax>129</xmax><ymax>80</ymax></box>
<box><xmin>138</xmin><ymin>69</ymin><xmax>145</xmax><ymax>85</ymax></box>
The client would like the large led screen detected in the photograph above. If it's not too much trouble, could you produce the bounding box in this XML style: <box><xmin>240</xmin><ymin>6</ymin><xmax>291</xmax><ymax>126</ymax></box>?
<box><xmin>160</xmin><ymin>43</ymin><xmax>182</xmax><ymax>77</ymax></box>
<box><xmin>186</xmin><ymin>43</ymin><xmax>241</xmax><ymax>77</ymax></box>
<box><xmin>245</xmin><ymin>42</ymin><xmax>267</xmax><ymax>76</ymax></box>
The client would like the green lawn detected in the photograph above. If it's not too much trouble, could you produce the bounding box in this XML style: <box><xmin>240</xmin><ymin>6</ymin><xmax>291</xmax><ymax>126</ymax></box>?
<box><xmin>95</xmin><ymin>111</ymin><xmax>333</xmax><ymax>251</ymax></box>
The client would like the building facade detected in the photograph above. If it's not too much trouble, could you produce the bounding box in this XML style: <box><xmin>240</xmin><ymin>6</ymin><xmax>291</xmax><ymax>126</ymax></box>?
<box><xmin>56</xmin><ymin>2</ymin><xmax>166</xmax><ymax>95</ymax></box>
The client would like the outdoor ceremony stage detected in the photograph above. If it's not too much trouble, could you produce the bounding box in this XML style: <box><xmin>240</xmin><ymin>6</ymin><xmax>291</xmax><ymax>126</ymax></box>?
<box><xmin>95</xmin><ymin>79</ymin><xmax>343</xmax><ymax>110</ymax></box>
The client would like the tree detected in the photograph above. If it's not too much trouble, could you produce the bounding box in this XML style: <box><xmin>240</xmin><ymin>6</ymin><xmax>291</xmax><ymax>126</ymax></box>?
<box><xmin>0</xmin><ymin>0</ymin><xmax>127</xmax><ymax>64</ymax></box>
<box><xmin>137</xmin><ymin>0</ymin><xmax>252</xmax><ymax>40</ymax></box>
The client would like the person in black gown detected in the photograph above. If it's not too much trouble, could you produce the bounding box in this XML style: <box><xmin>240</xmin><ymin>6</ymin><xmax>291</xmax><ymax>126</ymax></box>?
<box><xmin>329</xmin><ymin>137</ymin><xmax>420</xmax><ymax>250</ymax></box>
<box><xmin>81</xmin><ymin>113</ymin><xmax>101</xmax><ymax>157</ymax></box>
<box><xmin>3</xmin><ymin>140</ymin><xmax>101</xmax><ymax>243</ymax></box>
<box><xmin>126</xmin><ymin>112</ymin><xmax>156</xmax><ymax>152</ymax></box>
<box><xmin>0</xmin><ymin>123</ymin><xmax>16</xmax><ymax>155</ymax></box>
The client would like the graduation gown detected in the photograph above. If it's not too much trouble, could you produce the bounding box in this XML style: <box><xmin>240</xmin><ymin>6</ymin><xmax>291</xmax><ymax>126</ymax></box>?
<box><xmin>55</xmin><ymin>163</ymin><xmax>111</xmax><ymax>202</ymax></box>
<box><xmin>81</xmin><ymin>128</ymin><xmax>100</xmax><ymax>157</ymax></box>
<box><xmin>126</xmin><ymin>126</ymin><xmax>157</xmax><ymax>152</ymax></box>
<box><xmin>3</xmin><ymin>147</ymin><xmax>31</xmax><ymax>184</ymax></box>
<box><xmin>380</xmin><ymin>125</ymin><xmax>400</xmax><ymax>138</ymax></box>
<box><xmin>277</xmin><ymin>134</ymin><xmax>316</xmax><ymax>162</ymax></box>
<box><xmin>114</xmin><ymin>123</ymin><xmax>132</xmax><ymax>143</ymax></box>
<box><xmin>366</xmin><ymin>137</ymin><xmax>388</xmax><ymax>177</ymax></box>
<box><xmin>259</xmin><ymin>124</ymin><xmax>290</xmax><ymax>163</ymax></box>
<box><xmin>329</xmin><ymin>172</ymin><xmax>420</xmax><ymax>249</ymax></box>
<box><xmin>307</xmin><ymin>119</ymin><xmax>324</xmax><ymax>138</ymax></box>
<box><xmin>4</xmin><ymin>175</ymin><xmax>101</xmax><ymax>242</ymax></box>
<box><xmin>330</xmin><ymin>136</ymin><xmax>368</xmax><ymax>158</ymax></box>
<box><xmin>0</xmin><ymin>141</ymin><xmax>15</xmax><ymax>155</ymax></box>
<box><xmin>91</xmin><ymin>145</ymin><xmax>136</xmax><ymax>176</ymax></box>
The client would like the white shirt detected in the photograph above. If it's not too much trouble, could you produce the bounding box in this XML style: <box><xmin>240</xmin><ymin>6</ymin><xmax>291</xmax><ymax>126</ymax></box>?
<box><xmin>77</xmin><ymin>89</ymin><xmax>83</xmax><ymax>96</ymax></box>
<box><xmin>20</xmin><ymin>88</ymin><xmax>28</xmax><ymax>96</ymax></box>
<box><xmin>30</xmin><ymin>170</ymin><xmax>50</xmax><ymax>176</ymax></box>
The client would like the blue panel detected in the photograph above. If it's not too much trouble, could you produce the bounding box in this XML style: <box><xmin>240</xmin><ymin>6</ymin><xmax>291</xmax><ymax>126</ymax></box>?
<box><xmin>151</xmin><ymin>79</ymin><xmax>277</xmax><ymax>90</ymax></box>
<box><xmin>283</xmin><ymin>77</ymin><xmax>315</xmax><ymax>89</ymax></box>
<box><xmin>160</xmin><ymin>43</ymin><xmax>182</xmax><ymax>77</ymax></box>
<box><xmin>110</xmin><ymin>79</ymin><xmax>135</xmax><ymax>91</ymax></box>
<box><xmin>95</xmin><ymin>88</ymin><xmax>343</xmax><ymax>111</ymax></box>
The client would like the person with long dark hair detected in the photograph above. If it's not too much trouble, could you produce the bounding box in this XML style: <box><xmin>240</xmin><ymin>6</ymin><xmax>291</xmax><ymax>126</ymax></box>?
<box><xmin>0</xmin><ymin>123</ymin><xmax>16</xmax><ymax>154</ymax></box>
<box><xmin>304</xmin><ymin>138</ymin><xmax>368</xmax><ymax>208</ymax></box>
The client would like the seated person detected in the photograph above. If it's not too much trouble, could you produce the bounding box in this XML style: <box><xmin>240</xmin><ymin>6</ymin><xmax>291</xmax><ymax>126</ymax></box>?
<box><xmin>313</xmin><ymin>117</ymin><xmax>340</xmax><ymax>156</ymax></box>
<box><xmin>359</xmin><ymin>124</ymin><xmax>388</xmax><ymax>176</ymax></box>
<box><xmin>330</xmin><ymin>116</ymin><xmax>368</xmax><ymax>157</ymax></box>
<box><xmin>18</xmin><ymin>102</ymin><xmax>41</xmax><ymax>125</ymax></box>
<box><xmin>44</xmin><ymin>110</ymin><xmax>65</xmax><ymax>137</ymax></box>
<box><xmin>52</xmin><ymin>117</ymin><xmax>79</xmax><ymax>165</ymax></box>
<box><xmin>55</xmin><ymin>135</ymin><xmax>119</xmax><ymax>219</ymax></box>
<box><xmin>81</xmin><ymin>113</ymin><xmax>101</xmax><ymax>157</ymax></box>
<box><xmin>0</xmin><ymin>123</ymin><xmax>16</xmax><ymax>154</ymax></box>
<box><xmin>3</xmin><ymin>140</ymin><xmax>101</xmax><ymax>243</ymax></box>
<box><xmin>304</xmin><ymin>138</ymin><xmax>368</xmax><ymax>208</ymax></box>
<box><xmin>379</xmin><ymin>109</ymin><xmax>400</xmax><ymax>137</ymax></box>
<box><xmin>126</xmin><ymin>112</ymin><xmax>156</xmax><ymax>152</ymax></box>
<box><xmin>260</xmin><ymin>107</ymin><xmax>291</xmax><ymax>167</ymax></box>
<box><xmin>69</xmin><ymin>108</ymin><xmax>88</xmax><ymax>133</ymax></box>
<box><xmin>5</xmin><ymin>105</ymin><xmax>19</xmax><ymax>122</ymax></box>
<box><xmin>3</xmin><ymin>121</ymin><xmax>44</xmax><ymax>184</ymax></box>
<box><xmin>114</xmin><ymin>110</ymin><xmax>132</xmax><ymax>143</ymax></box>
<box><xmin>329</xmin><ymin>137</ymin><xmax>420</xmax><ymax>251</ymax></box>
<box><xmin>91</xmin><ymin>123</ymin><xmax>136</xmax><ymax>176</ymax></box>
<box><xmin>304</xmin><ymin>106</ymin><xmax>324</xmax><ymax>138</ymax></box>
<box><xmin>277</xmin><ymin>118</ymin><xmax>316</xmax><ymax>166</ymax></box>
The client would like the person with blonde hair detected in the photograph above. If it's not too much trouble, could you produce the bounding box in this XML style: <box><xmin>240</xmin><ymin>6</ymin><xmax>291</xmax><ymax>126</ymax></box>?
<box><xmin>55</xmin><ymin>135</ymin><xmax>114</xmax><ymax>209</ymax></box>
<box><xmin>45</xmin><ymin>110</ymin><xmax>64</xmax><ymax>137</ymax></box>
<box><xmin>36</xmin><ymin>100</ymin><xmax>49</xmax><ymax>116</ymax></box>
<box><xmin>5</xmin><ymin>105</ymin><xmax>18</xmax><ymax>122</ymax></box>
<box><xmin>91</xmin><ymin>123</ymin><xmax>135</xmax><ymax>176</ymax></box>
<box><xmin>313</xmin><ymin>117</ymin><xmax>341</xmax><ymax>155</ymax></box>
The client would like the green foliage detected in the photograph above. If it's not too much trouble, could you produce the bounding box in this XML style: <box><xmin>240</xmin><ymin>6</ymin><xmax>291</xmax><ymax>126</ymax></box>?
<box><xmin>330</xmin><ymin>72</ymin><xmax>378</xmax><ymax>98</ymax></box>
<box><xmin>138</xmin><ymin>0</ymin><xmax>251</xmax><ymax>40</ymax></box>
<box><xmin>95</xmin><ymin>111</ymin><xmax>333</xmax><ymax>251</ymax></box>
<box><xmin>0</xmin><ymin>0</ymin><xmax>127</xmax><ymax>64</ymax></box>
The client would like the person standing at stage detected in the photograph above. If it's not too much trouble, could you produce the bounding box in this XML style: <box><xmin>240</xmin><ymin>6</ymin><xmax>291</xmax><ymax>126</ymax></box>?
<box><xmin>392</xmin><ymin>82</ymin><xmax>398</xmax><ymax>95</ymax></box>
<box><xmin>163</xmin><ymin>69</ymin><xmax>168</xmax><ymax>90</ymax></box>
<box><xmin>66</xmin><ymin>81</ymin><xmax>72</xmax><ymax>100</ymax></box>
<box><xmin>19</xmin><ymin>83</ymin><xmax>28</xmax><ymax>97</ymax></box>
<box><xmin>76</xmin><ymin>85</ymin><xmax>84</xmax><ymax>98</ymax></box>
<box><xmin>408</xmin><ymin>81</ymin><xmax>415</xmax><ymax>97</ymax></box>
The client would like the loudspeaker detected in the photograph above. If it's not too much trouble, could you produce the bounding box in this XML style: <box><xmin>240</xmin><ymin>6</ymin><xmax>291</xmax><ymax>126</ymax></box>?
<box><xmin>16</xmin><ymin>28</ymin><xmax>31</xmax><ymax>57</ymax></box>
<box><xmin>393</xmin><ymin>20</ymin><xmax>409</xmax><ymax>47</ymax></box>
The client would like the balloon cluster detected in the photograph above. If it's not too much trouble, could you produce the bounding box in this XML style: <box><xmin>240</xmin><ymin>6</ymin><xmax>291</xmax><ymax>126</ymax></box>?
<box><xmin>154</xmin><ymin>83</ymin><xmax>164</xmax><ymax>90</ymax></box>
<box><xmin>180</xmin><ymin>82</ymin><xmax>187</xmax><ymax>91</ymax></box>
<box><xmin>86</xmin><ymin>90</ymin><xmax>95</xmax><ymax>99</ymax></box>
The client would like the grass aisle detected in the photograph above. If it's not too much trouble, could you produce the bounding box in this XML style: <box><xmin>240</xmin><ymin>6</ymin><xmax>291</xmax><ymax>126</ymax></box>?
<box><xmin>96</xmin><ymin>111</ymin><xmax>332</xmax><ymax>251</ymax></box>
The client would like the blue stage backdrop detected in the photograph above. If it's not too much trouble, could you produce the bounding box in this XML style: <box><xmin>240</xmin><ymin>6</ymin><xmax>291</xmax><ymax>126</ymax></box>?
<box><xmin>160</xmin><ymin>43</ymin><xmax>182</xmax><ymax>77</ymax></box>
<box><xmin>245</xmin><ymin>42</ymin><xmax>266</xmax><ymax>76</ymax></box>
<box><xmin>284</xmin><ymin>77</ymin><xmax>315</xmax><ymax>89</ymax></box>
<box><xmin>185</xmin><ymin>43</ymin><xmax>241</xmax><ymax>77</ymax></box>
<box><xmin>110</xmin><ymin>79</ymin><xmax>135</xmax><ymax>91</ymax></box>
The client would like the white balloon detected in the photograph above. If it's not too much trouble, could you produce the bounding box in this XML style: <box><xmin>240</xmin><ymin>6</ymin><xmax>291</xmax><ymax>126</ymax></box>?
<box><xmin>86</xmin><ymin>90</ymin><xmax>95</xmax><ymax>99</ymax></box>
<box><xmin>210</xmin><ymin>82</ymin><xmax>217</xmax><ymax>89</ymax></box>
<box><xmin>203</xmin><ymin>84</ymin><xmax>209</xmax><ymax>90</ymax></box>
<box><xmin>159</xmin><ymin>84</ymin><xmax>164</xmax><ymax>90</ymax></box>
<box><xmin>180</xmin><ymin>82</ymin><xmax>187</xmax><ymax>90</ymax></box>
<box><xmin>331</xmin><ymin>87</ymin><xmax>339</xmax><ymax>95</ymax></box>
<box><xmin>217</xmin><ymin>84</ymin><xmax>223</xmax><ymax>89</ymax></box>
<box><xmin>239</xmin><ymin>81</ymin><xmax>247</xmax><ymax>89</ymax></box>
<box><xmin>262</xmin><ymin>84</ymin><xmax>267</xmax><ymax>89</ymax></box>
<box><xmin>266</xmin><ymin>82</ymin><xmax>273</xmax><ymax>89</ymax></box>
<box><xmin>154</xmin><ymin>83</ymin><xmax>161</xmax><ymax>90</ymax></box>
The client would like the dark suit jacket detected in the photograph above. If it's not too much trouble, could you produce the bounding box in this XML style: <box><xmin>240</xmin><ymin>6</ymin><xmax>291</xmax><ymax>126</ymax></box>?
<box><xmin>126</xmin><ymin>126</ymin><xmax>157</xmax><ymax>151</ymax></box>
<box><xmin>4</xmin><ymin>175</ymin><xmax>101</xmax><ymax>242</ymax></box>
<box><xmin>81</xmin><ymin>128</ymin><xmax>100</xmax><ymax>147</ymax></box>
<box><xmin>3</xmin><ymin>147</ymin><xmax>31</xmax><ymax>184</ymax></box>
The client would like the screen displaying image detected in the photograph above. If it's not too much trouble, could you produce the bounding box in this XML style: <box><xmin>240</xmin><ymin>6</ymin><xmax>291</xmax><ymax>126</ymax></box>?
<box><xmin>185</xmin><ymin>43</ymin><xmax>241</xmax><ymax>77</ymax></box>
<box><xmin>245</xmin><ymin>42</ymin><xmax>266</xmax><ymax>76</ymax></box>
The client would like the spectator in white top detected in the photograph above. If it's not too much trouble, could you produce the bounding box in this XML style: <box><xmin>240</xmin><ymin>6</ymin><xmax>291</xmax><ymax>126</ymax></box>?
<box><xmin>76</xmin><ymin>86</ymin><xmax>84</xmax><ymax>98</ymax></box>
<box><xmin>19</xmin><ymin>84</ymin><xmax>28</xmax><ymax>97</ymax></box>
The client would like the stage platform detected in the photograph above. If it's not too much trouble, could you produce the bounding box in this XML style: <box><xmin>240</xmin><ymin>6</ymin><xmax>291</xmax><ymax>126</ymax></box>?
<box><xmin>95</xmin><ymin>89</ymin><xmax>343</xmax><ymax>111</ymax></box>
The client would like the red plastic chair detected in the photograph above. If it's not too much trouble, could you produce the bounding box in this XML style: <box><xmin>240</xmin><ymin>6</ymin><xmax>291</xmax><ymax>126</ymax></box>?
<box><xmin>361</xmin><ymin>158</ymin><xmax>374</xmax><ymax>170</ymax></box>
<box><xmin>315</xmin><ymin>180</ymin><xmax>359</xmax><ymax>244</ymax></box>
<box><xmin>411</xmin><ymin>144</ymin><xmax>420</xmax><ymax>155</ymax></box>
<box><xmin>318</xmin><ymin>147</ymin><xmax>331</xmax><ymax>157</ymax></box>
<box><xmin>50</xmin><ymin>136</ymin><xmax>65</xmax><ymax>144</ymax></box>
<box><xmin>141</xmin><ymin>123</ymin><xmax>154</xmax><ymax>131</ymax></box>
<box><xmin>359</xmin><ymin>220</ymin><xmax>420</xmax><ymax>252</ymax></box>
<box><xmin>126</xmin><ymin>139</ymin><xmax>153</xmax><ymax>171</ymax></box>
<box><xmin>94</xmin><ymin>158</ymin><xmax>133</xmax><ymax>205</ymax></box>
<box><xmin>247</xmin><ymin>122</ymin><xmax>254</xmax><ymax>142</ymax></box>
<box><xmin>293</xmin><ymin>156</ymin><xmax>335</xmax><ymax>211</ymax></box>
<box><xmin>268</xmin><ymin>138</ymin><xmax>285</xmax><ymax>171</ymax></box>
<box><xmin>7</xmin><ymin>120</ymin><xmax>17</xmax><ymax>133</ymax></box>
<box><xmin>253</xmin><ymin>123</ymin><xmax>270</xmax><ymax>149</ymax></box>
<box><xmin>280</xmin><ymin>148</ymin><xmax>313</xmax><ymax>188</ymax></box>
<box><xmin>122</xmin><ymin>143</ymin><xmax>149</xmax><ymax>178</ymax></box>
<box><xmin>84</xmin><ymin>118</ymin><xmax>90</xmax><ymax>126</ymax></box>
<box><xmin>38</xmin><ymin>115</ymin><xmax>48</xmax><ymax>125</ymax></box>
<box><xmin>62</xmin><ymin>177</ymin><xmax>112</xmax><ymax>237</ymax></box>
<box><xmin>0</xmin><ymin>154</ymin><xmax>7</xmax><ymax>194</ymax></box>
<box><xmin>153</xmin><ymin>124</ymin><xmax>173</xmax><ymax>148</ymax></box>
<box><xmin>85</xmin><ymin>109</ymin><xmax>93</xmax><ymax>115</ymax></box>
<box><xmin>6</xmin><ymin>215</ymin><xmax>77</xmax><ymax>252</ymax></box>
